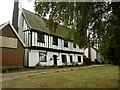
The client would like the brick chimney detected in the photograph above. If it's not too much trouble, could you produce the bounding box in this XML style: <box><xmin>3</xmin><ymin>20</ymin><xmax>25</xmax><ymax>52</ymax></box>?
<box><xmin>12</xmin><ymin>0</ymin><xmax>19</xmax><ymax>32</ymax></box>
<box><xmin>12</xmin><ymin>0</ymin><xmax>22</xmax><ymax>32</ymax></box>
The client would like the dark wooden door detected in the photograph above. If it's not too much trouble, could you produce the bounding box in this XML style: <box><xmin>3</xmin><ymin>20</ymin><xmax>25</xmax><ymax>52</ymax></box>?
<box><xmin>53</xmin><ymin>55</ymin><xmax>57</xmax><ymax>65</ymax></box>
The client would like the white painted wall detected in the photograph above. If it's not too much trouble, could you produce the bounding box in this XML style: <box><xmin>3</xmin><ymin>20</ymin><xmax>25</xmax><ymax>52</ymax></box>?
<box><xmin>17</xmin><ymin>13</ymin><xmax>84</xmax><ymax>54</ymax></box>
<box><xmin>27</xmin><ymin>49</ymin><xmax>84</xmax><ymax>67</ymax></box>
<box><xmin>47</xmin><ymin>51</ymin><xmax>60</xmax><ymax>66</ymax></box>
<box><xmin>28</xmin><ymin>50</ymin><xmax>47</xmax><ymax>67</ymax></box>
<box><xmin>24</xmin><ymin>49</ymin><xmax>29</xmax><ymax>66</ymax></box>
<box><xmin>31</xmin><ymin>32</ymin><xmax>83</xmax><ymax>53</ymax></box>
<box><xmin>18</xmin><ymin>14</ymin><xmax>29</xmax><ymax>45</ymax></box>
<box><xmin>91</xmin><ymin>48</ymin><xmax>97</xmax><ymax>62</ymax></box>
<box><xmin>12</xmin><ymin>0</ymin><xmax>84</xmax><ymax>67</ymax></box>
<box><xmin>60</xmin><ymin>53</ymin><xmax>69</xmax><ymax>65</ymax></box>
<box><xmin>81</xmin><ymin>55</ymin><xmax>84</xmax><ymax>65</ymax></box>
<box><xmin>29</xmin><ymin>50</ymin><xmax>39</xmax><ymax>67</ymax></box>
<box><xmin>77</xmin><ymin>54</ymin><xmax>83</xmax><ymax>65</ymax></box>
<box><xmin>49</xmin><ymin>36</ymin><xmax>63</xmax><ymax>50</ymax></box>
<box><xmin>24</xmin><ymin>30</ymin><xmax>31</xmax><ymax>47</ymax></box>
<box><xmin>84</xmin><ymin>47</ymin><xmax>97</xmax><ymax>62</ymax></box>
<box><xmin>31</xmin><ymin>32</ymin><xmax>48</xmax><ymax>48</ymax></box>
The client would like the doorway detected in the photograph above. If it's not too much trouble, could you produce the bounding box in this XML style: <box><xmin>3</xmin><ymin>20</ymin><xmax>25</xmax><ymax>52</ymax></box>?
<box><xmin>53</xmin><ymin>55</ymin><xmax>57</xmax><ymax>65</ymax></box>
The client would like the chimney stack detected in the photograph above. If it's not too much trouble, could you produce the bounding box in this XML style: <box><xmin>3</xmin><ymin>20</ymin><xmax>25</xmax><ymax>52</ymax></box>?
<box><xmin>12</xmin><ymin>0</ymin><xmax>19</xmax><ymax>32</ymax></box>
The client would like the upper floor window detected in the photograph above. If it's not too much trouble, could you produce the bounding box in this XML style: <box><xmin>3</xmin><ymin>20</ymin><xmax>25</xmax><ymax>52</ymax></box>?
<box><xmin>64</xmin><ymin>40</ymin><xmax>68</xmax><ymax>47</ymax></box>
<box><xmin>53</xmin><ymin>36</ymin><xmax>58</xmax><ymax>46</ymax></box>
<box><xmin>73</xmin><ymin>43</ymin><xmax>76</xmax><ymax>48</ymax></box>
<box><xmin>37</xmin><ymin>32</ymin><xmax>44</xmax><ymax>43</ymax></box>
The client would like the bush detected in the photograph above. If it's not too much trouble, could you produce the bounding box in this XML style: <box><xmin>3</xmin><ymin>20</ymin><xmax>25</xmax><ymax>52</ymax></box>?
<box><xmin>71</xmin><ymin>61</ymin><xmax>78</xmax><ymax>66</ymax></box>
<box><xmin>83</xmin><ymin>57</ymin><xmax>91</xmax><ymax>66</ymax></box>
<box><xmin>2</xmin><ymin>66</ymin><xmax>26</xmax><ymax>73</ymax></box>
<box><xmin>94</xmin><ymin>59</ymin><xmax>98</xmax><ymax>64</ymax></box>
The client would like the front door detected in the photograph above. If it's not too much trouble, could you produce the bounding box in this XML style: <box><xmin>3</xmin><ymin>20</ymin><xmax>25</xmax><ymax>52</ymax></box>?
<box><xmin>53</xmin><ymin>55</ymin><xmax>57</xmax><ymax>65</ymax></box>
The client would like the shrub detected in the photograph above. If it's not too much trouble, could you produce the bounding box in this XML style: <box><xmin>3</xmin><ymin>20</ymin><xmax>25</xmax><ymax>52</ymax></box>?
<box><xmin>71</xmin><ymin>61</ymin><xmax>78</xmax><ymax>66</ymax></box>
<box><xmin>36</xmin><ymin>62</ymin><xmax>41</xmax><ymax>66</ymax></box>
<box><xmin>83</xmin><ymin>57</ymin><xmax>90</xmax><ymax>66</ymax></box>
<box><xmin>2</xmin><ymin>66</ymin><xmax>26</xmax><ymax>73</ymax></box>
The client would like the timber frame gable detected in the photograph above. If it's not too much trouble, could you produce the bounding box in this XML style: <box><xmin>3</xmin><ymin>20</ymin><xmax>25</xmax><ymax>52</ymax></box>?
<box><xmin>21</xmin><ymin>9</ymin><xmax>83</xmax><ymax>54</ymax></box>
<box><xmin>13</xmin><ymin>6</ymin><xmax>84</xmax><ymax>67</ymax></box>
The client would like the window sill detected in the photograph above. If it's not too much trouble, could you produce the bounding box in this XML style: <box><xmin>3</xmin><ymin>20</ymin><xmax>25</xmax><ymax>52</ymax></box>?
<box><xmin>37</xmin><ymin>40</ymin><xmax>45</xmax><ymax>43</ymax></box>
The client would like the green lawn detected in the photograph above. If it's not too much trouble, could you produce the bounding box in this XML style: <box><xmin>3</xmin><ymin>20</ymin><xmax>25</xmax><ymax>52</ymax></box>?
<box><xmin>2</xmin><ymin>65</ymin><xmax>118</xmax><ymax>88</ymax></box>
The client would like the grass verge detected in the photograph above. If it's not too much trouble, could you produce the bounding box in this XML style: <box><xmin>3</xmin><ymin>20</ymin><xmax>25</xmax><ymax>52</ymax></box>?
<box><xmin>2</xmin><ymin>65</ymin><xmax>118</xmax><ymax>88</ymax></box>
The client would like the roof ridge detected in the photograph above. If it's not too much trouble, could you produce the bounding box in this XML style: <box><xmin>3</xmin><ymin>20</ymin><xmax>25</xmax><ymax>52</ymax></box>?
<box><xmin>22</xmin><ymin>8</ymin><xmax>43</xmax><ymax>19</ymax></box>
<box><xmin>0</xmin><ymin>21</ymin><xmax>10</xmax><ymax>30</ymax></box>
<box><xmin>22</xmin><ymin>8</ymin><xmax>71</xmax><ymax>30</ymax></box>
<box><xmin>22</xmin><ymin>8</ymin><xmax>73</xmax><ymax>40</ymax></box>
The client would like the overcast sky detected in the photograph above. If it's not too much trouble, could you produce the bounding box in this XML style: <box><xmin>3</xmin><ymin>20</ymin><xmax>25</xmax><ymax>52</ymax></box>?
<box><xmin>0</xmin><ymin>0</ymin><xmax>35</xmax><ymax>25</ymax></box>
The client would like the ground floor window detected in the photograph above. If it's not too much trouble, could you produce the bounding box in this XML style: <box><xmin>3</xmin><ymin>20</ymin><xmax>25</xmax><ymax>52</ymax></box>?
<box><xmin>62</xmin><ymin>55</ymin><xmax>67</xmax><ymax>63</ymax></box>
<box><xmin>70</xmin><ymin>55</ymin><xmax>73</xmax><ymax>63</ymax></box>
<box><xmin>39</xmin><ymin>52</ymin><xmax>47</xmax><ymax>62</ymax></box>
<box><xmin>78</xmin><ymin>56</ymin><xmax>81</xmax><ymax>62</ymax></box>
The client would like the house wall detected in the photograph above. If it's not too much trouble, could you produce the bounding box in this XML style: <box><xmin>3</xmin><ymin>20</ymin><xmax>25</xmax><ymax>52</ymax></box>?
<box><xmin>91</xmin><ymin>48</ymin><xmax>97</xmax><ymax>62</ymax></box>
<box><xmin>27</xmin><ymin>49</ymin><xmax>83</xmax><ymax>67</ymax></box>
<box><xmin>31</xmin><ymin>32</ymin><xmax>48</xmax><ymax>48</ymax></box>
<box><xmin>18</xmin><ymin>11</ymin><xmax>84</xmax><ymax>67</ymax></box>
<box><xmin>0</xmin><ymin>36</ymin><xmax>18</xmax><ymax>48</ymax></box>
<box><xmin>30</xmin><ymin>31</ymin><xmax>83</xmax><ymax>53</ymax></box>
<box><xmin>0</xmin><ymin>25</ymin><xmax>24</xmax><ymax>66</ymax></box>
<box><xmin>84</xmin><ymin>47</ymin><xmax>96</xmax><ymax>62</ymax></box>
<box><xmin>47</xmin><ymin>51</ymin><xmax>59</xmax><ymax>66</ymax></box>
<box><xmin>12</xmin><ymin>2</ymin><xmax>84</xmax><ymax>67</ymax></box>
<box><xmin>29</xmin><ymin>49</ymin><xmax>39</xmax><ymax>67</ymax></box>
<box><xmin>22</xmin><ymin>28</ymin><xmax>84</xmax><ymax>67</ymax></box>
<box><xmin>19</xmin><ymin>13</ymin><xmax>84</xmax><ymax>52</ymax></box>
<box><xmin>18</xmin><ymin>14</ymin><xmax>29</xmax><ymax>44</ymax></box>
<box><xmin>24</xmin><ymin>49</ymin><xmax>29</xmax><ymax>66</ymax></box>
<box><xmin>49</xmin><ymin>36</ymin><xmax>61</xmax><ymax>49</ymax></box>
<box><xmin>24</xmin><ymin>30</ymin><xmax>31</xmax><ymax>47</ymax></box>
<box><xmin>59</xmin><ymin>53</ymin><xmax>70</xmax><ymax>65</ymax></box>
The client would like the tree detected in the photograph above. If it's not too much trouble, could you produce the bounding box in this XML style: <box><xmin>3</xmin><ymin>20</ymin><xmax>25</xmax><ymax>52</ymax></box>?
<box><xmin>34</xmin><ymin>1</ymin><xmax>120</xmax><ymax>65</ymax></box>
<box><xmin>99</xmin><ymin>2</ymin><xmax>120</xmax><ymax>65</ymax></box>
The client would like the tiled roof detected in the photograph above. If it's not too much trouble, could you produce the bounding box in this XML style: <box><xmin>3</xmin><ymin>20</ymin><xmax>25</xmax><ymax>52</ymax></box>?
<box><xmin>22</xmin><ymin>9</ymin><xmax>73</xmax><ymax>40</ymax></box>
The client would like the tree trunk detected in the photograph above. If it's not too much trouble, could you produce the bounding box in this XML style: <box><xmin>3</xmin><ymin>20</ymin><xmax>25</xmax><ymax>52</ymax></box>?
<box><xmin>88</xmin><ymin>44</ymin><xmax>92</xmax><ymax>65</ymax></box>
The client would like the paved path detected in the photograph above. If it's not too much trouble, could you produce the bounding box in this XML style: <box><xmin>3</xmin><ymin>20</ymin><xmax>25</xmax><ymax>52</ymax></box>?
<box><xmin>1</xmin><ymin>65</ymin><xmax>104</xmax><ymax>82</ymax></box>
